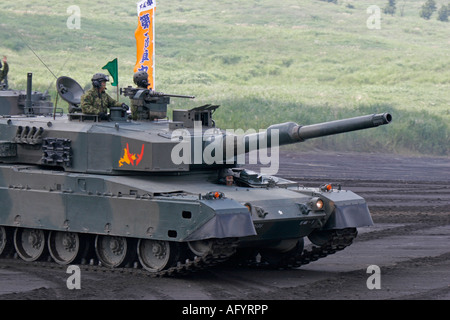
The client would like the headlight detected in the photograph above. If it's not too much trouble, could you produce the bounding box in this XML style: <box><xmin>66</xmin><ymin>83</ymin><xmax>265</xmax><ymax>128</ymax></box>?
<box><xmin>310</xmin><ymin>197</ymin><xmax>324</xmax><ymax>211</ymax></box>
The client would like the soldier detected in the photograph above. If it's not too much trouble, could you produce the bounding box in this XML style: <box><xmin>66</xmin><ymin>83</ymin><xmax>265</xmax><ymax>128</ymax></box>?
<box><xmin>81</xmin><ymin>73</ymin><xmax>128</xmax><ymax>120</ymax></box>
<box><xmin>0</xmin><ymin>56</ymin><xmax>9</xmax><ymax>90</ymax></box>
<box><xmin>130</xmin><ymin>71</ymin><xmax>150</xmax><ymax>120</ymax></box>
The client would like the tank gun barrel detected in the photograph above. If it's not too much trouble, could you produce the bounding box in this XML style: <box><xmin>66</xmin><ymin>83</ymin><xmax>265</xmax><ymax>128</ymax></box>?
<box><xmin>224</xmin><ymin>113</ymin><xmax>392</xmax><ymax>157</ymax></box>
<box><xmin>283</xmin><ymin>112</ymin><xmax>392</xmax><ymax>144</ymax></box>
<box><xmin>149</xmin><ymin>90</ymin><xmax>195</xmax><ymax>99</ymax></box>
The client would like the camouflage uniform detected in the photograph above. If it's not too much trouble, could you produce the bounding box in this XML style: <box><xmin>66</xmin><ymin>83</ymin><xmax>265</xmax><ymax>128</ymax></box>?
<box><xmin>0</xmin><ymin>61</ymin><xmax>8</xmax><ymax>89</ymax></box>
<box><xmin>81</xmin><ymin>87</ymin><xmax>122</xmax><ymax>114</ymax></box>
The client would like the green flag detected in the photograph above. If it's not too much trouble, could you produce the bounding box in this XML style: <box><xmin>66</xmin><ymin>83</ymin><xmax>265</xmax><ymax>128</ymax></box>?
<box><xmin>102</xmin><ymin>58</ymin><xmax>118</xmax><ymax>86</ymax></box>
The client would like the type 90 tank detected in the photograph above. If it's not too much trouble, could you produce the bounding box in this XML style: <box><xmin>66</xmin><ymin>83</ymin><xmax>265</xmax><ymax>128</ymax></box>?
<box><xmin>0</xmin><ymin>73</ymin><xmax>392</xmax><ymax>276</ymax></box>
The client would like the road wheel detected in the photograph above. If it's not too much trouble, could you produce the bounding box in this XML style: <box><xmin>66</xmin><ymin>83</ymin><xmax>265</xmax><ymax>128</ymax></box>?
<box><xmin>48</xmin><ymin>231</ymin><xmax>85</xmax><ymax>265</ymax></box>
<box><xmin>96</xmin><ymin>235</ymin><xmax>134</xmax><ymax>268</ymax></box>
<box><xmin>137</xmin><ymin>239</ymin><xmax>179</xmax><ymax>273</ymax></box>
<box><xmin>14</xmin><ymin>228</ymin><xmax>47</xmax><ymax>262</ymax></box>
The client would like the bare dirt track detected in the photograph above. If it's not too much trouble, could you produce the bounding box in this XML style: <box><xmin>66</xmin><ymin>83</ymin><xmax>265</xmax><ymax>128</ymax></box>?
<box><xmin>0</xmin><ymin>150</ymin><xmax>449</xmax><ymax>301</ymax></box>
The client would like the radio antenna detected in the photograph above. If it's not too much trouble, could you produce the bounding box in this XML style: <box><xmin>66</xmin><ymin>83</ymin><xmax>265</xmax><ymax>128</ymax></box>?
<box><xmin>16</xmin><ymin>31</ymin><xmax>58</xmax><ymax>80</ymax></box>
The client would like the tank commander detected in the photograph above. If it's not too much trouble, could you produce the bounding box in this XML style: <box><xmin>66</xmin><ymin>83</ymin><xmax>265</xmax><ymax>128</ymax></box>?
<box><xmin>81</xmin><ymin>73</ymin><xmax>128</xmax><ymax>120</ymax></box>
<box><xmin>0</xmin><ymin>56</ymin><xmax>9</xmax><ymax>90</ymax></box>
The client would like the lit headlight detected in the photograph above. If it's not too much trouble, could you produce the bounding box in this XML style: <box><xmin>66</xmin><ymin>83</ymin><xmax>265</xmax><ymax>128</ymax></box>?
<box><xmin>310</xmin><ymin>197</ymin><xmax>324</xmax><ymax>211</ymax></box>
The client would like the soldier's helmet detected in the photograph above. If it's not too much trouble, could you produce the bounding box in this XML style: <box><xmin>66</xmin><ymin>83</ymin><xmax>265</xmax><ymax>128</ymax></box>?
<box><xmin>133</xmin><ymin>71</ymin><xmax>150</xmax><ymax>88</ymax></box>
<box><xmin>91</xmin><ymin>73</ymin><xmax>109</xmax><ymax>88</ymax></box>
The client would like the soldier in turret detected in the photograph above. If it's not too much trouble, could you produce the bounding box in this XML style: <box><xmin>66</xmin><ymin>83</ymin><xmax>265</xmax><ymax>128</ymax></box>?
<box><xmin>131</xmin><ymin>71</ymin><xmax>150</xmax><ymax>120</ymax></box>
<box><xmin>0</xmin><ymin>56</ymin><xmax>9</xmax><ymax>90</ymax></box>
<box><xmin>81</xmin><ymin>73</ymin><xmax>127</xmax><ymax>120</ymax></box>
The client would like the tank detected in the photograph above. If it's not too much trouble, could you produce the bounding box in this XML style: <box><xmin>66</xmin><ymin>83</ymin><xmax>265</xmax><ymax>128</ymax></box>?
<box><xmin>0</xmin><ymin>73</ymin><xmax>392</xmax><ymax>276</ymax></box>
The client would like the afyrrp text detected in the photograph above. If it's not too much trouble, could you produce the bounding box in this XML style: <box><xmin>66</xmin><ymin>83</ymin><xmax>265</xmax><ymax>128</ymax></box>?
<box><xmin>182</xmin><ymin>304</ymin><xmax>268</xmax><ymax>317</ymax></box>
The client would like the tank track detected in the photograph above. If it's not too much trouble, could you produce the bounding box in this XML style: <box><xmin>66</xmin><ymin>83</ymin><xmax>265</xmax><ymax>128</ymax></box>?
<box><xmin>0</xmin><ymin>231</ymin><xmax>238</xmax><ymax>277</ymax></box>
<box><xmin>240</xmin><ymin>228</ymin><xmax>358</xmax><ymax>269</ymax></box>
<box><xmin>153</xmin><ymin>238</ymin><xmax>238</xmax><ymax>277</ymax></box>
<box><xmin>284</xmin><ymin>228</ymin><xmax>358</xmax><ymax>268</ymax></box>
<box><xmin>1</xmin><ymin>229</ymin><xmax>357</xmax><ymax>275</ymax></box>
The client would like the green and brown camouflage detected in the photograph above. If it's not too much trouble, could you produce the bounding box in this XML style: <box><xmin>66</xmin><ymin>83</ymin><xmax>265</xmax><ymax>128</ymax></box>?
<box><xmin>0</xmin><ymin>73</ymin><xmax>392</xmax><ymax>274</ymax></box>
<box><xmin>80</xmin><ymin>87</ymin><xmax>123</xmax><ymax>115</ymax></box>
<box><xmin>0</xmin><ymin>61</ymin><xmax>8</xmax><ymax>88</ymax></box>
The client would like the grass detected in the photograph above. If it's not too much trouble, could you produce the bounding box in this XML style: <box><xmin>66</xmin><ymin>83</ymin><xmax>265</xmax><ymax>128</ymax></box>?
<box><xmin>0</xmin><ymin>0</ymin><xmax>448</xmax><ymax>155</ymax></box>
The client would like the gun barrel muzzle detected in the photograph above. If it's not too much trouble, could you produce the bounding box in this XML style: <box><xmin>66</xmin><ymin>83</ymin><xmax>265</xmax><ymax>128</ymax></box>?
<box><xmin>294</xmin><ymin>112</ymin><xmax>392</xmax><ymax>142</ymax></box>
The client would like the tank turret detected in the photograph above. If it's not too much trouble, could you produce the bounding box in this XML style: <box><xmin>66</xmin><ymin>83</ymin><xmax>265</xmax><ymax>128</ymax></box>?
<box><xmin>0</xmin><ymin>104</ymin><xmax>391</xmax><ymax>174</ymax></box>
<box><xmin>1</xmin><ymin>75</ymin><xmax>391</xmax><ymax>175</ymax></box>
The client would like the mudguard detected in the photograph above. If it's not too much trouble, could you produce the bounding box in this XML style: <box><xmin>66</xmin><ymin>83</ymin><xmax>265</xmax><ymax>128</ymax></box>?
<box><xmin>323</xmin><ymin>202</ymin><xmax>373</xmax><ymax>230</ymax></box>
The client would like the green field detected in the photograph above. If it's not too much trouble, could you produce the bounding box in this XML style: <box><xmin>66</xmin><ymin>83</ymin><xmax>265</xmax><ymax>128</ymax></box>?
<box><xmin>0</xmin><ymin>0</ymin><xmax>449</xmax><ymax>155</ymax></box>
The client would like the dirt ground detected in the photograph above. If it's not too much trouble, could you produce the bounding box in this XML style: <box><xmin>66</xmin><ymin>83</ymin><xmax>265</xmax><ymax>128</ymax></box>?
<box><xmin>0</xmin><ymin>150</ymin><xmax>449</xmax><ymax>303</ymax></box>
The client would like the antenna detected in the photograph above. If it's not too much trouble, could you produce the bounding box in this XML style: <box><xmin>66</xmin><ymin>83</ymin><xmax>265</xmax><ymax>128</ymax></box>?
<box><xmin>9</xmin><ymin>29</ymin><xmax>74</xmax><ymax>119</ymax></box>
<box><xmin>46</xmin><ymin>53</ymin><xmax>72</xmax><ymax>93</ymax></box>
<box><xmin>16</xmin><ymin>32</ymin><xmax>58</xmax><ymax>80</ymax></box>
<box><xmin>0</xmin><ymin>25</ymin><xmax>59</xmax><ymax>80</ymax></box>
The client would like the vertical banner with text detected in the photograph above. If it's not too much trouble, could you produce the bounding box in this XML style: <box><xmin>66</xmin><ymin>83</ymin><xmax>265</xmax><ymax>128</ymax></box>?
<box><xmin>134</xmin><ymin>0</ymin><xmax>156</xmax><ymax>89</ymax></box>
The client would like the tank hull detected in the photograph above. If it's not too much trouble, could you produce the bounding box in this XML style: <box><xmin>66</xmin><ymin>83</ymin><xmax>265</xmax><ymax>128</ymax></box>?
<box><xmin>0</xmin><ymin>163</ymin><xmax>373</xmax><ymax>274</ymax></box>
<box><xmin>0</xmin><ymin>164</ymin><xmax>372</xmax><ymax>237</ymax></box>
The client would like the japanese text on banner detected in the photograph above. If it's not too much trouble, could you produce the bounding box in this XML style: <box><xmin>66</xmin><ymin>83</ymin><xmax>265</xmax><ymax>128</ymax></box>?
<box><xmin>134</xmin><ymin>0</ymin><xmax>155</xmax><ymax>89</ymax></box>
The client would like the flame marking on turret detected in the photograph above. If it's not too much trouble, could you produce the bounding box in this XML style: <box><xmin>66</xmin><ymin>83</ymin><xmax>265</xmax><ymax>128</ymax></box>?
<box><xmin>119</xmin><ymin>143</ymin><xmax>145</xmax><ymax>167</ymax></box>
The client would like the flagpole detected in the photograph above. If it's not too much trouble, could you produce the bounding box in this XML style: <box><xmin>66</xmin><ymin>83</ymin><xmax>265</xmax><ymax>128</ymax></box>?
<box><xmin>117</xmin><ymin>58</ymin><xmax>119</xmax><ymax>102</ymax></box>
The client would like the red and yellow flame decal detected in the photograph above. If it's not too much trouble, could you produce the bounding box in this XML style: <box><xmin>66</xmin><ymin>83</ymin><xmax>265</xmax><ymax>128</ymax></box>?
<box><xmin>119</xmin><ymin>143</ymin><xmax>145</xmax><ymax>167</ymax></box>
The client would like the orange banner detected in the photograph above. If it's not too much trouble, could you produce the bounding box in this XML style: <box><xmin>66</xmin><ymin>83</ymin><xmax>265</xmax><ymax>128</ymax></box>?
<box><xmin>134</xmin><ymin>0</ymin><xmax>156</xmax><ymax>89</ymax></box>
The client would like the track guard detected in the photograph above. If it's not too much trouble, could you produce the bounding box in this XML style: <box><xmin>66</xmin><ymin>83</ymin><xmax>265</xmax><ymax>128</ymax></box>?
<box><xmin>322</xmin><ymin>202</ymin><xmax>373</xmax><ymax>230</ymax></box>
